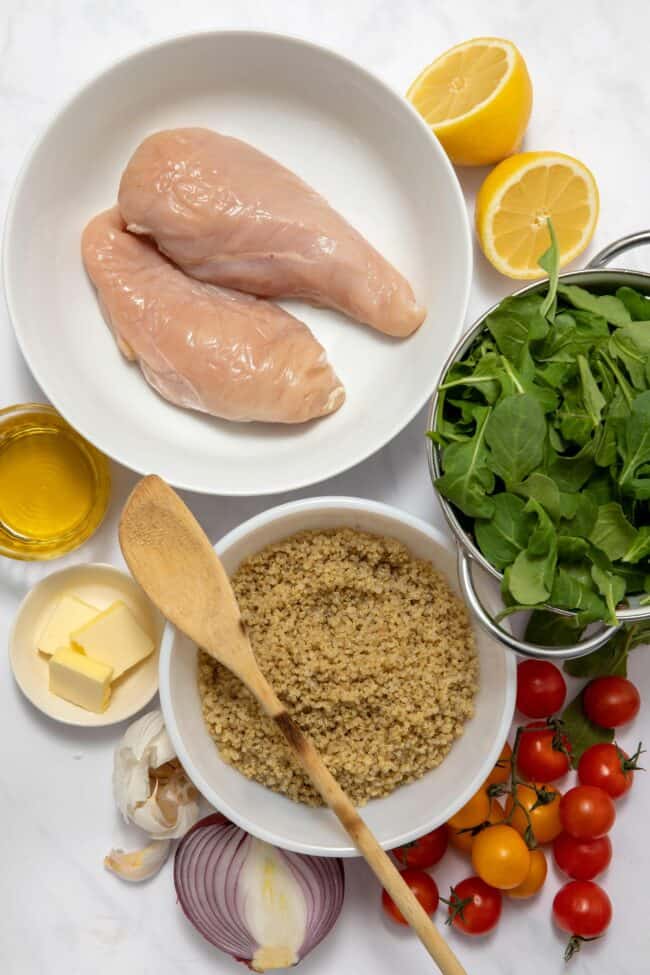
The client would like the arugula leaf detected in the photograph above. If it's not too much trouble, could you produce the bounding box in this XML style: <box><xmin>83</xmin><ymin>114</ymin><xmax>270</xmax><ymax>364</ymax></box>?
<box><xmin>525</xmin><ymin>609</ymin><xmax>584</xmax><ymax>647</ymax></box>
<box><xmin>558</xmin><ymin>284</ymin><xmax>632</xmax><ymax>327</ymax></box>
<box><xmin>609</xmin><ymin>329</ymin><xmax>649</xmax><ymax>390</ymax></box>
<box><xmin>562</xmin><ymin>691</ymin><xmax>614</xmax><ymax>765</ymax></box>
<box><xmin>435</xmin><ymin>407</ymin><xmax>495</xmax><ymax>518</ymax></box>
<box><xmin>486</xmin><ymin>294</ymin><xmax>548</xmax><ymax>362</ymax></box>
<box><xmin>474</xmin><ymin>493</ymin><xmax>533</xmax><ymax>570</ymax></box>
<box><xmin>623</xmin><ymin>526</ymin><xmax>650</xmax><ymax>563</ymax></box>
<box><xmin>438</xmin><ymin>352</ymin><xmax>502</xmax><ymax>404</ymax></box>
<box><xmin>589</xmin><ymin>502</ymin><xmax>638</xmax><ymax>560</ymax></box>
<box><xmin>539</xmin><ymin>219</ymin><xmax>560</xmax><ymax>320</ymax></box>
<box><xmin>559</xmin><ymin>493</ymin><xmax>598</xmax><ymax>537</ymax></box>
<box><xmin>558</xmin><ymin>536</ymin><xmax>590</xmax><ymax>561</ymax></box>
<box><xmin>557</xmin><ymin>387</ymin><xmax>593</xmax><ymax>446</ymax></box>
<box><xmin>484</xmin><ymin>394</ymin><xmax>546</xmax><ymax>486</ymax></box>
<box><xmin>618</xmin><ymin>390</ymin><xmax>650</xmax><ymax>498</ymax></box>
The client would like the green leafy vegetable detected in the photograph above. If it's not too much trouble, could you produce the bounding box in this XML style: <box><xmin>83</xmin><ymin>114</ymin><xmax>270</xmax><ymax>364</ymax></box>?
<box><xmin>432</xmin><ymin>219</ymin><xmax>650</xmax><ymax>625</ymax></box>
<box><xmin>589</xmin><ymin>502</ymin><xmax>638</xmax><ymax>560</ymax></box>
<box><xmin>525</xmin><ymin>609</ymin><xmax>584</xmax><ymax>648</ymax></box>
<box><xmin>484</xmin><ymin>394</ymin><xmax>546</xmax><ymax>486</ymax></box>
<box><xmin>474</xmin><ymin>493</ymin><xmax>532</xmax><ymax>570</ymax></box>
<box><xmin>561</xmin><ymin>691</ymin><xmax>614</xmax><ymax>765</ymax></box>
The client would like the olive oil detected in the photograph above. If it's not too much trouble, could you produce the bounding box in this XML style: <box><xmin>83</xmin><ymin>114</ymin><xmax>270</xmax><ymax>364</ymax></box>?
<box><xmin>0</xmin><ymin>405</ymin><xmax>110</xmax><ymax>559</ymax></box>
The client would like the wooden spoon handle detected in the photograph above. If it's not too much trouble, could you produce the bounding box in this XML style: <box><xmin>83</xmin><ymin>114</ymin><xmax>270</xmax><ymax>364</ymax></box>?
<box><xmin>257</xmin><ymin>693</ymin><xmax>467</xmax><ymax>975</ymax></box>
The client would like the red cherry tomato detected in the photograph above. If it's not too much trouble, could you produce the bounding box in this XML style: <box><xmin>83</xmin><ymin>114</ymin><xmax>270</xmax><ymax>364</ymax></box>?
<box><xmin>517</xmin><ymin>721</ymin><xmax>571</xmax><ymax>782</ymax></box>
<box><xmin>553</xmin><ymin>832</ymin><xmax>612</xmax><ymax>881</ymax></box>
<box><xmin>583</xmin><ymin>677</ymin><xmax>640</xmax><ymax>728</ymax></box>
<box><xmin>445</xmin><ymin>876</ymin><xmax>502</xmax><ymax>936</ymax></box>
<box><xmin>578</xmin><ymin>742</ymin><xmax>643</xmax><ymax>799</ymax></box>
<box><xmin>393</xmin><ymin>826</ymin><xmax>448</xmax><ymax>869</ymax></box>
<box><xmin>382</xmin><ymin>869</ymin><xmax>439</xmax><ymax>925</ymax></box>
<box><xmin>560</xmin><ymin>786</ymin><xmax>615</xmax><ymax>840</ymax></box>
<box><xmin>516</xmin><ymin>660</ymin><xmax>566</xmax><ymax>718</ymax></box>
<box><xmin>553</xmin><ymin>880</ymin><xmax>612</xmax><ymax>958</ymax></box>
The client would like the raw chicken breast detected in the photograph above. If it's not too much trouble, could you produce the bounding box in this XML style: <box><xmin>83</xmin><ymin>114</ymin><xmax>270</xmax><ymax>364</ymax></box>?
<box><xmin>118</xmin><ymin>128</ymin><xmax>425</xmax><ymax>337</ymax></box>
<box><xmin>81</xmin><ymin>209</ymin><xmax>344</xmax><ymax>424</ymax></box>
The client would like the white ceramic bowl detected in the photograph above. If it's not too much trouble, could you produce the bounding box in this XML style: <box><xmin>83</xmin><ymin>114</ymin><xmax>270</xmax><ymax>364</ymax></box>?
<box><xmin>10</xmin><ymin>563</ymin><xmax>164</xmax><ymax>727</ymax></box>
<box><xmin>4</xmin><ymin>31</ymin><xmax>471</xmax><ymax>495</ymax></box>
<box><xmin>160</xmin><ymin>498</ymin><xmax>515</xmax><ymax>856</ymax></box>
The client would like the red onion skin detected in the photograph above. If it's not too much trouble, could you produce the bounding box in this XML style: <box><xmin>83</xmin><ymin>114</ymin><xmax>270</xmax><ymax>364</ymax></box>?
<box><xmin>174</xmin><ymin>813</ymin><xmax>345</xmax><ymax>970</ymax></box>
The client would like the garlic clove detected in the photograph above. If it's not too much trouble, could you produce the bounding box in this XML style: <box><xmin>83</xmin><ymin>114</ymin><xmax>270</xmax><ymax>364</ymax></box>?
<box><xmin>131</xmin><ymin>792</ymin><xmax>200</xmax><ymax>839</ymax></box>
<box><xmin>104</xmin><ymin>839</ymin><xmax>171</xmax><ymax>882</ymax></box>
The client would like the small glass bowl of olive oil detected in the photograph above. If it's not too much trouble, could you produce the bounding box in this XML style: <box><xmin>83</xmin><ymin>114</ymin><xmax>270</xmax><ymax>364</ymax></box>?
<box><xmin>0</xmin><ymin>404</ymin><xmax>111</xmax><ymax>560</ymax></box>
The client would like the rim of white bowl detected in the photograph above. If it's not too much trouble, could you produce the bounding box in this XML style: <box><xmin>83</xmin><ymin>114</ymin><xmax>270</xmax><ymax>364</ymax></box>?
<box><xmin>2</xmin><ymin>30</ymin><xmax>472</xmax><ymax>496</ymax></box>
<box><xmin>9</xmin><ymin>562</ymin><xmax>161</xmax><ymax>727</ymax></box>
<box><xmin>159</xmin><ymin>496</ymin><xmax>516</xmax><ymax>856</ymax></box>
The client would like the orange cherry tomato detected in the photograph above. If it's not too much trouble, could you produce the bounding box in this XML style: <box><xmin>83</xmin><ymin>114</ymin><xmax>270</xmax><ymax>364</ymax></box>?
<box><xmin>483</xmin><ymin>743</ymin><xmax>513</xmax><ymax>790</ymax></box>
<box><xmin>447</xmin><ymin>789</ymin><xmax>491</xmax><ymax>832</ymax></box>
<box><xmin>472</xmin><ymin>824</ymin><xmax>531</xmax><ymax>890</ymax></box>
<box><xmin>507</xmin><ymin>848</ymin><xmax>548</xmax><ymax>899</ymax></box>
<box><xmin>449</xmin><ymin>800</ymin><xmax>505</xmax><ymax>854</ymax></box>
<box><xmin>505</xmin><ymin>783</ymin><xmax>562</xmax><ymax>845</ymax></box>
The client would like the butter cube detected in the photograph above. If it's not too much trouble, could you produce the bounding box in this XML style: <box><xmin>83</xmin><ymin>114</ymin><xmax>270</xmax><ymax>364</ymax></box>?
<box><xmin>70</xmin><ymin>601</ymin><xmax>154</xmax><ymax>679</ymax></box>
<box><xmin>49</xmin><ymin>647</ymin><xmax>113</xmax><ymax>713</ymax></box>
<box><xmin>37</xmin><ymin>594</ymin><xmax>100</xmax><ymax>656</ymax></box>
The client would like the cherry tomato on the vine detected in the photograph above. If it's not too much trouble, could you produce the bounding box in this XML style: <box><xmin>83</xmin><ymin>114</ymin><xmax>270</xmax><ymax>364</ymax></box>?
<box><xmin>444</xmin><ymin>877</ymin><xmax>502</xmax><ymax>935</ymax></box>
<box><xmin>517</xmin><ymin>721</ymin><xmax>571</xmax><ymax>782</ymax></box>
<box><xmin>447</xmin><ymin>788</ymin><xmax>491</xmax><ymax>832</ymax></box>
<box><xmin>583</xmin><ymin>677</ymin><xmax>640</xmax><ymax>728</ymax></box>
<box><xmin>393</xmin><ymin>825</ymin><xmax>448</xmax><ymax>869</ymax></box>
<box><xmin>505</xmin><ymin>782</ymin><xmax>562</xmax><ymax>844</ymax></box>
<box><xmin>448</xmin><ymin>800</ymin><xmax>505</xmax><ymax>854</ymax></box>
<box><xmin>507</xmin><ymin>848</ymin><xmax>547</xmax><ymax>899</ymax></box>
<box><xmin>560</xmin><ymin>786</ymin><xmax>615</xmax><ymax>840</ymax></box>
<box><xmin>516</xmin><ymin>660</ymin><xmax>566</xmax><ymax>718</ymax></box>
<box><xmin>483</xmin><ymin>742</ymin><xmax>512</xmax><ymax>790</ymax></box>
<box><xmin>471</xmin><ymin>824</ymin><xmax>530</xmax><ymax>890</ymax></box>
<box><xmin>553</xmin><ymin>832</ymin><xmax>612</xmax><ymax>881</ymax></box>
<box><xmin>578</xmin><ymin>742</ymin><xmax>643</xmax><ymax>799</ymax></box>
<box><xmin>553</xmin><ymin>880</ymin><xmax>612</xmax><ymax>958</ymax></box>
<box><xmin>381</xmin><ymin>869</ymin><xmax>439</xmax><ymax>925</ymax></box>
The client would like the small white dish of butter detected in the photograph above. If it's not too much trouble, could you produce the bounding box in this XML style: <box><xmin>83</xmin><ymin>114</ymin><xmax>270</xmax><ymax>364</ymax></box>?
<box><xmin>10</xmin><ymin>564</ymin><xmax>163</xmax><ymax>726</ymax></box>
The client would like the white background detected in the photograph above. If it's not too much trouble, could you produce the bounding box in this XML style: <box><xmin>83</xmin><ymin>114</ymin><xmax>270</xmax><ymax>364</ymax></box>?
<box><xmin>2</xmin><ymin>2</ymin><xmax>650</xmax><ymax>973</ymax></box>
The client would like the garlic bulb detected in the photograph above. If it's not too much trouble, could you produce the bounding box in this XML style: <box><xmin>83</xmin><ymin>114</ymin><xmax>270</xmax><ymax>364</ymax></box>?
<box><xmin>112</xmin><ymin>710</ymin><xmax>200</xmax><ymax>839</ymax></box>
<box><xmin>104</xmin><ymin>840</ymin><xmax>171</xmax><ymax>882</ymax></box>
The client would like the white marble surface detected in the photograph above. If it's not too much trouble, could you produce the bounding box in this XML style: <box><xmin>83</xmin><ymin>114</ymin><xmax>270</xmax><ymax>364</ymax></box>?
<box><xmin>2</xmin><ymin>2</ymin><xmax>650</xmax><ymax>972</ymax></box>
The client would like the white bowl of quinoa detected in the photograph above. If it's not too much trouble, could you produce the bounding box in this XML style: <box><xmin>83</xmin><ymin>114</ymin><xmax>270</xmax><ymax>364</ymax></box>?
<box><xmin>159</xmin><ymin>497</ymin><xmax>516</xmax><ymax>857</ymax></box>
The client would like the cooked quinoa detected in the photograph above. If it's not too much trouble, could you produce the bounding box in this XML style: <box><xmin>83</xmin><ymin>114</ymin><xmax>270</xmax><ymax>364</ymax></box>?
<box><xmin>198</xmin><ymin>528</ymin><xmax>478</xmax><ymax>806</ymax></box>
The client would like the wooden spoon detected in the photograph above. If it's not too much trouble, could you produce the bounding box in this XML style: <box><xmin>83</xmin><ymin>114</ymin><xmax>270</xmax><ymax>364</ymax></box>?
<box><xmin>119</xmin><ymin>475</ymin><xmax>467</xmax><ymax>975</ymax></box>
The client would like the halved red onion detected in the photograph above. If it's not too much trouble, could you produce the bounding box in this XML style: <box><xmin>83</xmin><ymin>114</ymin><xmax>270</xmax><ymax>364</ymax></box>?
<box><xmin>174</xmin><ymin>814</ymin><xmax>345</xmax><ymax>971</ymax></box>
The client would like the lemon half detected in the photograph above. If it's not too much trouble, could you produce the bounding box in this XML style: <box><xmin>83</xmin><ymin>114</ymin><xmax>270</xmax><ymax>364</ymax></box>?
<box><xmin>476</xmin><ymin>151</ymin><xmax>600</xmax><ymax>279</ymax></box>
<box><xmin>407</xmin><ymin>37</ymin><xmax>533</xmax><ymax>166</ymax></box>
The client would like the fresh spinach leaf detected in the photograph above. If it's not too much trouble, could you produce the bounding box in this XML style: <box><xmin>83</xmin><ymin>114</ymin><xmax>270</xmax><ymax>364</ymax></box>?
<box><xmin>616</xmin><ymin>286</ymin><xmax>650</xmax><ymax>320</ymax></box>
<box><xmin>514</xmin><ymin>473</ymin><xmax>561</xmax><ymax>521</ymax></box>
<box><xmin>546</xmin><ymin>439</ymin><xmax>596</xmax><ymax>491</ymax></box>
<box><xmin>558</xmin><ymin>536</ymin><xmax>590</xmax><ymax>561</ymax></box>
<box><xmin>507</xmin><ymin>500</ymin><xmax>557</xmax><ymax>604</ymax></box>
<box><xmin>559</xmin><ymin>493</ymin><xmax>598</xmax><ymax>537</ymax></box>
<box><xmin>558</xmin><ymin>284</ymin><xmax>632</xmax><ymax>327</ymax></box>
<box><xmin>435</xmin><ymin>407</ymin><xmax>495</xmax><ymax>518</ymax></box>
<box><xmin>564</xmin><ymin>627</ymin><xmax>630</xmax><ymax>678</ymax></box>
<box><xmin>474</xmin><ymin>493</ymin><xmax>532</xmax><ymax>570</ymax></box>
<box><xmin>539</xmin><ymin>219</ymin><xmax>560</xmax><ymax>320</ymax></box>
<box><xmin>550</xmin><ymin>568</ymin><xmax>607</xmax><ymax>623</ymax></box>
<box><xmin>557</xmin><ymin>387</ymin><xmax>594</xmax><ymax>446</ymax></box>
<box><xmin>562</xmin><ymin>691</ymin><xmax>614</xmax><ymax>766</ymax></box>
<box><xmin>589</xmin><ymin>502</ymin><xmax>638</xmax><ymax>560</ymax></box>
<box><xmin>577</xmin><ymin>354</ymin><xmax>606</xmax><ymax>425</ymax></box>
<box><xmin>591</xmin><ymin>565</ymin><xmax>626</xmax><ymax>625</ymax></box>
<box><xmin>525</xmin><ymin>609</ymin><xmax>584</xmax><ymax>647</ymax></box>
<box><xmin>618</xmin><ymin>390</ymin><xmax>650</xmax><ymax>498</ymax></box>
<box><xmin>484</xmin><ymin>394</ymin><xmax>547</xmax><ymax>486</ymax></box>
<box><xmin>622</xmin><ymin>526</ymin><xmax>650</xmax><ymax>563</ymax></box>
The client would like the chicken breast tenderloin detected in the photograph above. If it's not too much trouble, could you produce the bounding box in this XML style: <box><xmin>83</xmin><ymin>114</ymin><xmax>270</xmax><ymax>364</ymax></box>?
<box><xmin>82</xmin><ymin>209</ymin><xmax>344</xmax><ymax>424</ymax></box>
<box><xmin>118</xmin><ymin>128</ymin><xmax>425</xmax><ymax>337</ymax></box>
